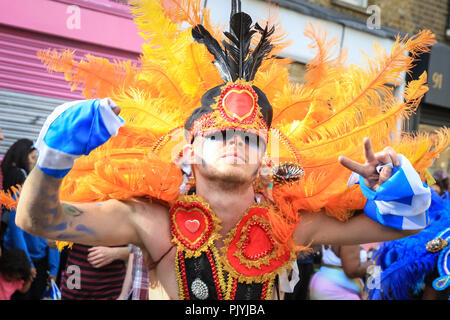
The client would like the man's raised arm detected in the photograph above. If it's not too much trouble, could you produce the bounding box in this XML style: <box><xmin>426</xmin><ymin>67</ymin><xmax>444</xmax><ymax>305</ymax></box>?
<box><xmin>16</xmin><ymin>167</ymin><xmax>140</xmax><ymax>247</ymax></box>
<box><xmin>295</xmin><ymin>138</ymin><xmax>430</xmax><ymax>247</ymax></box>
<box><xmin>15</xmin><ymin>99</ymin><xmax>141</xmax><ymax>247</ymax></box>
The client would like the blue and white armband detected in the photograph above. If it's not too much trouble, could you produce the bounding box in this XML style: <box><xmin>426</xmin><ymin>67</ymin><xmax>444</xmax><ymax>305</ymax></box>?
<box><xmin>348</xmin><ymin>154</ymin><xmax>431</xmax><ymax>230</ymax></box>
<box><xmin>35</xmin><ymin>98</ymin><xmax>124</xmax><ymax>178</ymax></box>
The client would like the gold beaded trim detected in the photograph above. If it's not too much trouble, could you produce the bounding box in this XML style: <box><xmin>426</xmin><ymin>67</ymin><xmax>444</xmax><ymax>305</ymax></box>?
<box><xmin>220</xmin><ymin>203</ymin><xmax>297</xmax><ymax>284</ymax></box>
<box><xmin>170</xmin><ymin>194</ymin><xmax>222</xmax><ymax>258</ymax></box>
<box><xmin>171</xmin><ymin>194</ymin><xmax>296</xmax><ymax>298</ymax></box>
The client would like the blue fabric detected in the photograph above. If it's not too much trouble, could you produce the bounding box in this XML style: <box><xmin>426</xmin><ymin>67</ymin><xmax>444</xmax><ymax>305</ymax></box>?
<box><xmin>394</xmin><ymin>195</ymin><xmax>414</xmax><ymax>206</ymax></box>
<box><xmin>39</xmin><ymin>167</ymin><xmax>72</xmax><ymax>179</ymax></box>
<box><xmin>3</xmin><ymin>209</ymin><xmax>60</xmax><ymax>276</ymax></box>
<box><xmin>364</xmin><ymin>200</ymin><xmax>405</xmax><ymax>230</ymax></box>
<box><xmin>360</xmin><ymin>162</ymin><xmax>430</xmax><ymax>230</ymax></box>
<box><xmin>433</xmin><ymin>228</ymin><xmax>450</xmax><ymax>293</ymax></box>
<box><xmin>42</xmin><ymin>99</ymin><xmax>114</xmax><ymax>156</ymax></box>
<box><xmin>47</xmin><ymin>247</ymin><xmax>61</xmax><ymax>277</ymax></box>
<box><xmin>359</xmin><ymin>166</ymin><xmax>414</xmax><ymax>202</ymax></box>
<box><xmin>37</xmin><ymin>99</ymin><xmax>124</xmax><ymax>178</ymax></box>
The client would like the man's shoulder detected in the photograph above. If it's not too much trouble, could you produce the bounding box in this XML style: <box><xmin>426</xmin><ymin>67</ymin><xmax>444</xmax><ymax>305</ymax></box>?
<box><xmin>122</xmin><ymin>197</ymin><xmax>170</xmax><ymax>219</ymax></box>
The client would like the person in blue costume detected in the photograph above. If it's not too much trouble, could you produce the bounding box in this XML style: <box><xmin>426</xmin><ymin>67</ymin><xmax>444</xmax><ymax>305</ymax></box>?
<box><xmin>368</xmin><ymin>189</ymin><xmax>450</xmax><ymax>300</ymax></box>
<box><xmin>1</xmin><ymin>139</ymin><xmax>60</xmax><ymax>300</ymax></box>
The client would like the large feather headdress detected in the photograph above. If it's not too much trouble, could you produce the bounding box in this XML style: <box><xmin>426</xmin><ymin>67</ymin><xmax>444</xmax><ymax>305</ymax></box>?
<box><xmin>185</xmin><ymin>0</ymin><xmax>276</xmax><ymax>144</ymax></box>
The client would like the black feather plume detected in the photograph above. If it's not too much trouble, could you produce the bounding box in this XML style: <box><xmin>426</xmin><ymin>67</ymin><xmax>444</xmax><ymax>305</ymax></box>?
<box><xmin>248</xmin><ymin>22</ymin><xmax>275</xmax><ymax>81</ymax></box>
<box><xmin>192</xmin><ymin>1</ymin><xmax>275</xmax><ymax>83</ymax></box>
<box><xmin>230</xmin><ymin>0</ymin><xmax>240</xmax><ymax>19</ymax></box>
<box><xmin>223</xmin><ymin>12</ymin><xmax>255</xmax><ymax>81</ymax></box>
<box><xmin>192</xmin><ymin>24</ymin><xmax>232</xmax><ymax>82</ymax></box>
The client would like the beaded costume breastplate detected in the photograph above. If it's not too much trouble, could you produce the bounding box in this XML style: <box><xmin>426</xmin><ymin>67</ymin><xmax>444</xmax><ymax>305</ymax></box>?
<box><xmin>170</xmin><ymin>195</ymin><xmax>295</xmax><ymax>300</ymax></box>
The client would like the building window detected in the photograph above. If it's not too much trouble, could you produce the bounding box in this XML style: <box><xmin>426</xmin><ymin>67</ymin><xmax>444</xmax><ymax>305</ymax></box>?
<box><xmin>286</xmin><ymin>61</ymin><xmax>307</xmax><ymax>85</ymax></box>
<box><xmin>332</xmin><ymin>0</ymin><xmax>369</xmax><ymax>13</ymax></box>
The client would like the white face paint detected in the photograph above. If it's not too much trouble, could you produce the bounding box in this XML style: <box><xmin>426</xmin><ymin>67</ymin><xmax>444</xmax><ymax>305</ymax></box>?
<box><xmin>201</xmin><ymin>136</ymin><xmax>222</xmax><ymax>165</ymax></box>
<box><xmin>199</xmin><ymin>130</ymin><xmax>265</xmax><ymax>166</ymax></box>
<box><xmin>191</xmin><ymin>131</ymin><xmax>265</xmax><ymax>185</ymax></box>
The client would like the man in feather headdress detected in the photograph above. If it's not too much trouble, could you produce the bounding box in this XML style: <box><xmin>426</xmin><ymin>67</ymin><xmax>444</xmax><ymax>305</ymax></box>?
<box><xmin>9</xmin><ymin>1</ymin><xmax>443</xmax><ymax>300</ymax></box>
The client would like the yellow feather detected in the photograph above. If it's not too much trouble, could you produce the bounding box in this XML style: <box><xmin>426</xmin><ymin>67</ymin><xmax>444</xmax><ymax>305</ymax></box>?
<box><xmin>303</xmin><ymin>22</ymin><xmax>345</xmax><ymax>87</ymax></box>
<box><xmin>253</xmin><ymin>3</ymin><xmax>292</xmax><ymax>56</ymax></box>
<box><xmin>0</xmin><ymin>186</ymin><xmax>21</xmax><ymax>210</ymax></box>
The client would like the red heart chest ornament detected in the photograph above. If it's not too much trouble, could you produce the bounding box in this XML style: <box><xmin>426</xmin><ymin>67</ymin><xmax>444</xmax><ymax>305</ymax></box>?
<box><xmin>224</xmin><ymin>206</ymin><xmax>292</xmax><ymax>280</ymax></box>
<box><xmin>241</xmin><ymin>220</ymin><xmax>274</xmax><ymax>261</ymax></box>
<box><xmin>170</xmin><ymin>200</ymin><xmax>214</xmax><ymax>251</ymax></box>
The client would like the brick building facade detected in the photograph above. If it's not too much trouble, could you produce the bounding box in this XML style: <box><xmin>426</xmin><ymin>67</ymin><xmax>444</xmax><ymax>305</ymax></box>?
<box><xmin>306</xmin><ymin>0</ymin><xmax>450</xmax><ymax>44</ymax></box>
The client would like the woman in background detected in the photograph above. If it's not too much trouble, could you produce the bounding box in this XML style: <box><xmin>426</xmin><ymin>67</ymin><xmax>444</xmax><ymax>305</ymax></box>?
<box><xmin>1</xmin><ymin>139</ymin><xmax>37</xmax><ymax>250</ymax></box>
<box><xmin>1</xmin><ymin>139</ymin><xmax>60</xmax><ymax>299</ymax></box>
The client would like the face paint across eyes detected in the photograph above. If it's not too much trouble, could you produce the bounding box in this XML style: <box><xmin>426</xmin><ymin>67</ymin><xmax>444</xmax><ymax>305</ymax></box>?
<box><xmin>201</xmin><ymin>137</ymin><xmax>220</xmax><ymax>164</ymax></box>
<box><xmin>204</xmin><ymin>130</ymin><xmax>266</xmax><ymax>150</ymax></box>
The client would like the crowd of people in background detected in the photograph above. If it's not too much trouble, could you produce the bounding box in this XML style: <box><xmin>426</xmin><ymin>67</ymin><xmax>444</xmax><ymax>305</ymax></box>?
<box><xmin>0</xmin><ymin>132</ymin><xmax>448</xmax><ymax>300</ymax></box>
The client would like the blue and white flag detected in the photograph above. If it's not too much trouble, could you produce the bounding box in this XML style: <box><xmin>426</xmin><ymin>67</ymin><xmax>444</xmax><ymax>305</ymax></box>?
<box><xmin>348</xmin><ymin>154</ymin><xmax>431</xmax><ymax>230</ymax></box>
<box><xmin>42</xmin><ymin>278</ymin><xmax>61</xmax><ymax>300</ymax></box>
<box><xmin>36</xmin><ymin>98</ymin><xmax>124</xmax><ymax>178</ymax></box>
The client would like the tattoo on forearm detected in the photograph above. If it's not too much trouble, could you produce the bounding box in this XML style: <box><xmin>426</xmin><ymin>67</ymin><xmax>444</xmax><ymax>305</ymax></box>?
<box><xmin>75</xmin><ymin>224</ymin><xmax>95</xmax><ymax>235</ymax></box>
<box><xmin>29</xmin><ymin>176</ymin><xmax>95</xmax><ymax>239</ymax></box>
<box><xmin>30</xmin><ymin>177</ymin><xmax>61</xmax><ymax>228</ymax></box>
<box><xmin>43</xmin><ymin>222</ymin><xmax>67</xmax><ymax>232</ymax></box>
<box><xmin>61</xmin><ymin>203</ymin><xmax>83</xmax><ymax>217</ymax></box>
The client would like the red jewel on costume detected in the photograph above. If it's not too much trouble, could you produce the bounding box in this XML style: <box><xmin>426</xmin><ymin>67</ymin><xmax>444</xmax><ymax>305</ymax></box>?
<box><xmin>224</xmin><ymin>206</ymin><xmax>292</xmax><ymax>280</ymax></box>
<box><xmin>170</xmin><ymin>200</ymin><xmax>215</xmax><ymax>251</ymax></box>
<box><xmin>218</xmin><ymin>84</ymin><xmax>258</xmax><ymax>124</ymax></box>
<box><xmin>184</xmin><ymin>219</ymin><xmax>200</xmax><ymax>233</ymax></box>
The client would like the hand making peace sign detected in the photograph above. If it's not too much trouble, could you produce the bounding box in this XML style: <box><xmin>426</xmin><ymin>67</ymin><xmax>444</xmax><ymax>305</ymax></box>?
<box><xmin>338</xmin><ymin>137</ymin><xmax>400</xmax><ymax>191</ymax></box>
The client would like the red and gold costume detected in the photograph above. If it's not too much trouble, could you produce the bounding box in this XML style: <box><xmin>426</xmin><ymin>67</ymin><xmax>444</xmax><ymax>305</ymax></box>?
<box><xmin>170</xmin><ymin>194</ymin><xmax>296</xmax><ymax>299</ymax></box>
<box><xmin>1</xmin><ymin>0</ymin><xmax>449</xmax><ymax>300</ymax></box>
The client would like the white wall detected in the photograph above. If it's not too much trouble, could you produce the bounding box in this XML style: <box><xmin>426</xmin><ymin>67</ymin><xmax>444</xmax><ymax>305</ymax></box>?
<box><xmin>206</xmin><ymin>0</ymin><xmax>395</xmax><ymax>66</ymax></box>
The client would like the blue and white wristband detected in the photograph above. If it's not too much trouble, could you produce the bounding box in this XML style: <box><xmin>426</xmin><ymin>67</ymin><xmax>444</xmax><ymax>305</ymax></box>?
<box><xmin>36</xmin><ymin>98</ymin><xmax>124</xmax><ymax>178</ymax></box>
<box><xmin>348</xmin><ymin>154</ymin><xmax>431</xmax><ymax>230</ymax></box>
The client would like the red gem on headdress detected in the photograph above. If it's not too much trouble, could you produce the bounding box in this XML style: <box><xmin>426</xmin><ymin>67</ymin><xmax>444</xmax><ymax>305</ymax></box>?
<box><xmin>219</xmin><ymin>84</ymin><xmax>258</xmax><ymax>124</ymax></box>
